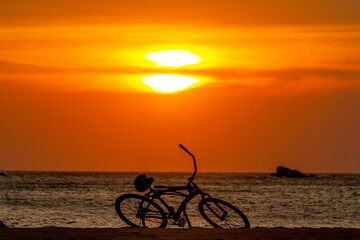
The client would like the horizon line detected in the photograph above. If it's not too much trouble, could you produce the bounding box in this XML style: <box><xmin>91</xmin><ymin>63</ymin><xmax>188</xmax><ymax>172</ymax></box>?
<box><xmin>3</xmin><ymin>170</ymin><xmax>360</xmax><ymax>174</ymax></box>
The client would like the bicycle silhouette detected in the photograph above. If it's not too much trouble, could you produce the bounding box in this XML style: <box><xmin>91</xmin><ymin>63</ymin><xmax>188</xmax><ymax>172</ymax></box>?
<box><xmin>115</xmin><ymin>144</ymin><xmax>250</xmax><ymax>228</ymax></box>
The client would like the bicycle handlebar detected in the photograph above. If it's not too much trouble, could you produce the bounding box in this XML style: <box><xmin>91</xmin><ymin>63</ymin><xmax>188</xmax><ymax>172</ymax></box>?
<box><xmin>179</xmin><ymin>144</ymin><xmax>197</xmax><ymax>181</ymax></box>
<box><xmin>179</xmin><ymin>144</ymin><xmax>190</xmax><ymax>153</ymax></box>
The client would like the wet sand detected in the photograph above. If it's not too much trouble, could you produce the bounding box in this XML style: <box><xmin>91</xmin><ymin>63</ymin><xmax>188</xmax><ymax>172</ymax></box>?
<box><xmin>1</xmin><ymin>228</ymin><xmax>359</xmax><ymax>240</ymax></box>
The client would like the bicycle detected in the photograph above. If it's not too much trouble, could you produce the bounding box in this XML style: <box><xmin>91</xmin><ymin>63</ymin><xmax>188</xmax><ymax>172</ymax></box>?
<box><xmin>115</xmin><ymin>144</ymin><xmax>250</xmax><ymax>228</ymax></box>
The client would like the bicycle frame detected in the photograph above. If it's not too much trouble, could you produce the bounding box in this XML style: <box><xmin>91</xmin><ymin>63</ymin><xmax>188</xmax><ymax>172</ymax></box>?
<box><xmin>139</xmin><ymin>144</ymin><xmax>212</xmax><ymax>227</ymax></box>
<box><xmin>143</xmin><ymin>180</ymin><xmax>210</xmax><ymax>227</ymax></box>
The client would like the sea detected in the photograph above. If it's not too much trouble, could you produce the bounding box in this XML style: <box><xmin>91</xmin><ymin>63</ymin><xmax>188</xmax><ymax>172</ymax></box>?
<box><xmin>1</xmin><ymin>172</ymin><xmax>359</xmax><ymax>228</ymax></box>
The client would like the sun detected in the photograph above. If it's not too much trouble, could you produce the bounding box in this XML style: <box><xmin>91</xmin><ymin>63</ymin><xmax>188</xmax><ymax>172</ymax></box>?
<box><xmin>141</xmin><ymin>74</ymin><xmax>200</xmax><ymax>93</ymax></box>
<box><xmin>141</xmin><ymin>49</ymin><xmax>202</xmax><ymax>93</ymax></box>
<box><xmin>145</xmin><ymin>50</ymin><xmax>202</xmax><ymax>67</ymax></box>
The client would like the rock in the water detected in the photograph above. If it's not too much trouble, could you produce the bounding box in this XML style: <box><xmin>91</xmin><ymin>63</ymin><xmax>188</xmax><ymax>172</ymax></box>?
<box><xmin>272</xmin><ymin>165</ymin><xmax>308</xmax><ymax>178</ymax></box>
<box><xmin>0</xmin><ymin>169</ymin><xmax>7</xmax><ymax>176</ymax></box>
<box><xmin>0</xmin><ymin>221</ymin><xmax>8</xmax><ymax>228</ymax></box>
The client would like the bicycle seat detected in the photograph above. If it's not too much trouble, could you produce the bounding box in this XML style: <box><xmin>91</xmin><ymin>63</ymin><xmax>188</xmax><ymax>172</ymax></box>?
<box><xmin>134</xmin><ymin>174</ymin><xmax>154</xmax><ymax>192</ymax></box>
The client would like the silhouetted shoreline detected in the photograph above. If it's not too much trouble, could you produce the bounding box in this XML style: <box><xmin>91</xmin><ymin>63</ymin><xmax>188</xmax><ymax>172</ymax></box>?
<box><xmin>1</xmin><ymin>228</ymin><xmax>359</xmax><ymax>240</ymax></box>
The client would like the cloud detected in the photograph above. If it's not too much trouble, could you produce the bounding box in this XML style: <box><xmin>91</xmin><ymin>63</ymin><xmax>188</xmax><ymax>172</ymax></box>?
<box><xmin>1</xmin><ymin>0</ymin><xmax>360</xmax><ymax>26</ymax></box>
<box><xmin>0</xmin><ymin>61</ymin><xmax>67</xmax><ymax>73</ymax></box>
<box><xmin>201</xmin><ymin>68</ymin><xmax>360</xmax><ymax>82</ymax></box>
<box><xmin>1</xmin><ymin>60</ymin><xmax>360</xmax><ymax>96</ymax></box>
<box><xmin>3</xmin><ymin>60</ymin><xmax>359</xmax><ymax>81</ymax></box>
<box><xmin>188</xmin><ymin>68</ymin><xmax>360</xmax><ymax>96</ymax></box>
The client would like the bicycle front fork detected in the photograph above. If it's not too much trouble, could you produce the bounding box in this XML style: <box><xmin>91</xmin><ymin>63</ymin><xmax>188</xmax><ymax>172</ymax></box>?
<box><xmin>183</xmin><ymin>209</ymin><xmax>192</xmax><ymax>228</ymax></box>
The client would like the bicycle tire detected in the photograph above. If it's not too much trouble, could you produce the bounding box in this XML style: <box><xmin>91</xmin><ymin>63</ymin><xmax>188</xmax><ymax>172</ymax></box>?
<box><xmin>198</xmin><ymin>198</ymin><xmax>250</xmax><ymax>228</ymax></box>
<box><xmin>115</xmin><ymin>194</ymin><xmax>167</xmax><ymax>228</ymax></box>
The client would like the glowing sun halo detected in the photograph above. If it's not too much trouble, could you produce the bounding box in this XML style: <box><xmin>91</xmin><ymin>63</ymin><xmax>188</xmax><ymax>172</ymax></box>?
<box><xmin>145</xmin><ymin>50</ymin><xmax>202</xmax><ymax>67</ymax></box>
<box><xmin>141</xmin><ymin>74</ymin><xmax>200</xmax><ymax>93</ymax></box>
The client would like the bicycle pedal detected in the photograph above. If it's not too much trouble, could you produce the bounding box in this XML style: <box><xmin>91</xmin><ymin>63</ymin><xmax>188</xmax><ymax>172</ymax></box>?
<box><xmin>177</xmin><ymin>218</ymin><xmax>186</xmax><ymax>227</ymax></box>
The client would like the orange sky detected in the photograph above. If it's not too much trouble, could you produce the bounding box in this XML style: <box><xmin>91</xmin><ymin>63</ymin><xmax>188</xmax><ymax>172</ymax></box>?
<box><xmin>1</xmin><ymin>0</ymin><xmax>360</xmax><ymax>172</ymax></box>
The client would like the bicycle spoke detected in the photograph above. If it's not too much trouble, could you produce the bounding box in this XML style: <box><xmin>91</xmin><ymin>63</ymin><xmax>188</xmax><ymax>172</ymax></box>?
<box><xmin>115</xmin><ymin>194</ymin><xmax>167</xmax><ymax>228</ymax></box>
<box><xmin>200</xmin><ymin>198</ymin><xmax>249</xmax><ymax>228</ymax></box>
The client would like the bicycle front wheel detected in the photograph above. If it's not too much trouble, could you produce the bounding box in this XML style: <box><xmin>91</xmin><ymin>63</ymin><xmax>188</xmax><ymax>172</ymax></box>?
<box><xmin>115</xmin><ymin>194</ymin><xmax>167</xmax><ymax>228</ymax></box>
<box><xmin>198</xmin><ymin>198</ymin><xmax>250</xmax><ymax>228</ymax></box>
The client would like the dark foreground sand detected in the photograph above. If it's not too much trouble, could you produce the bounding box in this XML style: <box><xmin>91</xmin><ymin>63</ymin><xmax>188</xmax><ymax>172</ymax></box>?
<box><xmin>1</xmin><ymin>228</ymin><xmax>360</xmax><ymax>240</ymax></box>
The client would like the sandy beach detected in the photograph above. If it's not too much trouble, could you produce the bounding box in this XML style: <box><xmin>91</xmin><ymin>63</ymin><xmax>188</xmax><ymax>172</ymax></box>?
<box><xmin>1</xmin><ymin>228</ymin><xmax>359</xmax><ymax>240</ymax></box>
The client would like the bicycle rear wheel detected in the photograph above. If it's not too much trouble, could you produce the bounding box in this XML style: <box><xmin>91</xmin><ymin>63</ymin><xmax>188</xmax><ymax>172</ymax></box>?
<box><xmin>115</xmin><ymin>194</ymin><xmax>167</xmax><ymax>228</ymax></box>
<box><xmin>198</xmin><ymin>198</ymin><xmax>250</xmax><ymax>228</ymax></box>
